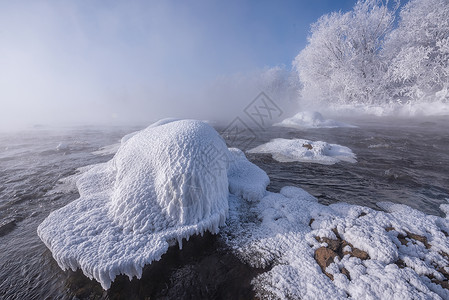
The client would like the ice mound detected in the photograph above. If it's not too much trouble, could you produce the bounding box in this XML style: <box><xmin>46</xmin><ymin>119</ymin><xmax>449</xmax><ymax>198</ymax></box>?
<box><xmin>275</xmin><ymin>111</ymin><xmax>355</xmax><ymax>129</ymax></box>
<box><xmin>227</xmin><ymin>148</ymin><xmax>270</xmax><ymax>202</ymax></box>
<box><xmin>38</xmin><ymin>120</ymin><xmax>268</xmax><ymax>289</ymax></box>
<box><xmin>248</xmin><ymin>138</ymin><xmax>356</xmax><ymax>164</ymax></box>
<box><xmin>224</xmin><ymin>187</ymin><xmax>449</xmax><ymax>299</ymax></box>
<box><xmin>92</xmin><ymin>118</ymin><xmax>180</xmax><ymax>156</ymax></box>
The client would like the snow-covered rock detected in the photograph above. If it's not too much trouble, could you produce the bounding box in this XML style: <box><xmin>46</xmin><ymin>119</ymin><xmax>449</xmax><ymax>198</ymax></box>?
<box><xmin>38</xmin><ymin>119</ymin><xmax>268</xmax><ymax>289</ymax></box>
<box><xmin>248</xmin><ymin>138</ymin><xmax>356</xmax><ymax>164</ymax></box>
<box><xmin>275</xmin><ymin>111</ymin><xmax>355</xmax><ymax>129</ymax></box>
<box><xmin>224</xmin><ymin>186</ymin><xmax>449</xmax><ymax>299</ymax></box>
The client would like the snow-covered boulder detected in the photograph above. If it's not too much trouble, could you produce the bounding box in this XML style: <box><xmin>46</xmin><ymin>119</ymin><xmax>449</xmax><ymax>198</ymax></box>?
<box><xmin>225</xmin><ymin>187</ymin><xmax>449</xmax><ymax>299</ymax></box>
<box><xmin>248</xmin><ymin>138</ymin><xmax>356</xmax><ymax>164</ymax></box>
<box><xmin>275</xmin><ymin>111</ymin><xmax>355</xmax><ymax>129</ymax></box>
<box><xmin>38</xmin><ymin>119</ymin><xmax>268</xmax><ymax>289</ymax></box>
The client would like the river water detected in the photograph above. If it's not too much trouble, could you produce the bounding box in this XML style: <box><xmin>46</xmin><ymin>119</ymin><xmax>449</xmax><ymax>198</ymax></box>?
<box><xmin>0</xmin><ymin>117</ymin><xmax>448</xmax><ymax>299</ymax></box>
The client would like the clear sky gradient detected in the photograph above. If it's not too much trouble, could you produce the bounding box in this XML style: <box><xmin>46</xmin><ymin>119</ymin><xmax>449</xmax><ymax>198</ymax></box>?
<box><xmin>0</xmin><ymin>0</ymin><xmax>357</xmax><ymax>129</ymax></box>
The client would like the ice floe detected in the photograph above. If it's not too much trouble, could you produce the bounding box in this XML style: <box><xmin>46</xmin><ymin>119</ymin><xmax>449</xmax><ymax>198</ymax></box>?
<box><xmin>275</xmin><ymin>111</ymin><xmax>356</xmax><ymax>129</ymax></box>
<box><xmin>223</xmin><ymin>186</ymin><xmax>449</xmax><ymax>299</ymax></box>
<box><xmin>248</xmin><ymin>138</ymin><xmax>356</xmax><ymax>164</ymax></box>
<box><xmin>38</xmin><ymin>119</ymin><xmax>268</xmax><ymax>289</ymax></box>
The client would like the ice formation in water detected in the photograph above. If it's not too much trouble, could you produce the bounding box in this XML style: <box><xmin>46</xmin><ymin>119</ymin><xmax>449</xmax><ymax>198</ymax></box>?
<box><xmin>224</xmin><ymin>187</ymin><xmax>449</xmax><ymax>299</ymax></box>
<box><xmin>40</xmin><ymin>118</ymin><xmax>449</xmax><ymax>298</ymax></box>
<box><xmin>38</xmin><ymin>119</ymin><xmax>268</xmax><ymax>289</ymax></box>
<box><xmin>275</xmin><ymin>111</ymin><xmax>355</xmax><ymax>129</ymax></box>
<box><xmin>248</xmin><ymin>138</ymin><xmax>356</xmax><ymax>164</ymax></box>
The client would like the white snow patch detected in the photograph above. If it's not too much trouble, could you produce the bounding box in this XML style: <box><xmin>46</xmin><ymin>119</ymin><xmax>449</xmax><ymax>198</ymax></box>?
<box><xmin>38</xmin><ymin>119</ymin><xmax>268</xmax><ymax>289</ymax></box>
<box><xmin>248</xmin><ymin>138</ymin><xmax>356</xmax><ymax>165</ymax></box>
<box><xmin>224</xmin><ymin>187</ymin><xmax>449</xmax><ymax>299</ymax></box>
<box><xmin>275</xmin><ymin>111</ymin><xmax>356</xmax><ymax>129</ymax></box>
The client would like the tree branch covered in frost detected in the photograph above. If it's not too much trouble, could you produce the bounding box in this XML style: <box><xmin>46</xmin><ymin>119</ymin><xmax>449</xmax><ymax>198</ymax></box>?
<box><xmin>294</xmin><ymin>0</ymin><xmax>449</xmax><ymax>106</ymax></box>
<box><xmin>383</xmin><ymin>0</ymin><xmax>449</xmax><ymax>103</ymax></box>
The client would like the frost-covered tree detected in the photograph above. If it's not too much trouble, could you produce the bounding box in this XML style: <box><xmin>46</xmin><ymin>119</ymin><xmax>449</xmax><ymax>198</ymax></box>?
<box><xmin>383</xmin><ymin>0</ymin><xmax>449</xmax><ymax>103</ymax></box>
<box><xmin>294</xmin><ymin>0</ymin><xmax>399</xmax><ymax>105</ymax></box>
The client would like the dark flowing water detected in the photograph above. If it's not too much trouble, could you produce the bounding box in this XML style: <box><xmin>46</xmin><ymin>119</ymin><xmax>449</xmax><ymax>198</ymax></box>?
<box><xmin>0</xmin><ymin>117</ymin><xmax>448</xmax><ymax>299</ymax></box>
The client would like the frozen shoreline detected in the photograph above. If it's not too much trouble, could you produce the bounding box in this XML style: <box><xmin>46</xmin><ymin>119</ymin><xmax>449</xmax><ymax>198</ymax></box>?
<box><xmin>37</xmin><ymin>119</ymin><xmax>449</xmax><ymax>298</ymax></box>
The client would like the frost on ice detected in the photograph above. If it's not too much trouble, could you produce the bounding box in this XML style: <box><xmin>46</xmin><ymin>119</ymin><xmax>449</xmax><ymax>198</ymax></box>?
<box><xmin>248</xmin><ymin>138</ymin><xmax>356</xmax><ymax>164</ymax></box>
<box><xmin>223</xmin><ymin>186</ymin><xmax>449</xmax><ymax>299</ymax></box>
<box><xmin>37</xmin><ymin>119</ymin><xmax>268</xmax><ymax>289</ymax></box>
<box><xmin>275</xmin><ymin>111</ymin><xmax>355</xmax><ymax>129</ymax></box>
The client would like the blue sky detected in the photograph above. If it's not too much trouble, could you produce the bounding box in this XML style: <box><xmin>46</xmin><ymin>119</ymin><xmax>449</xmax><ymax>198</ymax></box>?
<box><xmin>0</xmin><ymin>0</ymin><xmax>358</xmax><ymax>128</ymax></box>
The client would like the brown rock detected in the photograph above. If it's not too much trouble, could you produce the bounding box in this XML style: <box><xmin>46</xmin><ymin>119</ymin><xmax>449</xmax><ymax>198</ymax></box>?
<box><xmin>309</xmin><ymin>218</ymin><xmax>314</xmax><ymax>227</ymax></box>
<box><xmin>351</xmin><ymin>248</ymin><xmax>370</xmax><ymax>260</ymax></box>
<box><xmin>341</xmin><ymin>240</ymin><xmax>353</xmax><ymax>256</ymax></box>
<box><xmin>315</xmin><ymin>247</ymin><xmax>338</xmax><ymax>280</ymax></box>
<box><xmin>440</xmin><ymin>281</ymin><xmax>449</xmax><ymax>290</ymax></box>
<box><xmin>430</xmin><ymin>278</ymin><xmax>449</xmax><ymax>290</ymax></box>
<box><xmin>385</xmin><ymin>227</ymin><xmax>395</xmax><ymax>232</ymax></box>
<box><xmin>440</xmin><ymin>251</ymin><xmax>449</xmax><ymax>260</ymax></box>
<box><xmin>405</xmin><ymin>231</ymin><xmax>431</xmax><ymax>249</ymax></box>
<box><xmin>331</xmin><ymin>228</ymin><xmax>340</xmax><ymax>239</ymax></box>
<box><xmin>397</xmin><ymin>234</ymin><xmax>408</xmax><ymax>246</ymax></box>
<box><xmin>341</xmin><ymin>267</ymin><xmax>351</xmax><ymax>280</ymax></box>
<box><xmin>395</xmin><ymin>259</ymin><xmax>406</xmax><ymax>268</ymax></box>
<box><xmin>438</xmin><ymin>267</ymin><xmax>449</xmax><ymax>278</ymax></box>
<box><xmin>303</xmin><ymin>143</ymin><xmax>313</xmax><ymax>150</ymax></box>
<box><xmin>321</xmin><ymin>237</ymin><xmax>340</xmax><ymax>252</ymax></box>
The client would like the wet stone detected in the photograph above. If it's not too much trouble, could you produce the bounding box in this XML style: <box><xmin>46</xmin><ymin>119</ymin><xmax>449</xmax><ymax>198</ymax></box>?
<box><xmin>0</xmin><ymin>219</ymin><xmax>16</xmax><ymax>237</ymax></box>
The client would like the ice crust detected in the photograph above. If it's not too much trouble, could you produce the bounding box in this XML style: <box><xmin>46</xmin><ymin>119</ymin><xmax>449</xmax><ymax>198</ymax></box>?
<box><xmin>275</xmin><ymin>111</ymin><xmax>355</xmax><ymax>129</ymax></box>
<box><xmin>38</xmin><ymin>120</ymin><xmax>268</xmax><ymax>289</ymax></box>
<box><xmin>224</xmin><ymin>186</ymin><xmax>449</xmax><ymax>299</ymax></box>
<box><xmin>248</xmin><ymin>138</ymin><xmax>357</xmax><ymax>164</ymax></box>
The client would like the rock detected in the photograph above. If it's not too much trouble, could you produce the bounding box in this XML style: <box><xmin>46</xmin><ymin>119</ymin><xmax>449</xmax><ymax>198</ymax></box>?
<box><xmin>314</xmin><ymin>247</ymin><xmax>338</xmax><ymax>280</ymax></box>
<box><xmin>440</xmin><ymin>251</ymin><xmax>449</xmax><ymax>260</ymax></box>
<box><xmin>405</xmin><ymin>231</ymin><xmax>431</xmax><ymax>249</ymax></box>
<box><xmin>397</xmin><ymin>234</ymin><xmax>409</xmax><ymax>246</ymax></box>
<box><xmin>341</xmin><ymin>267</ymin><xmax>351</xmax><ymax>280</ymax></box>
<box><xmin>395</xmin><ymin>259</ymin><xmax>406</xmax><ymax>269</ymax></box>
<box><xmin>320</xmin><ymin>237</ymin><xmax>340</xmax><ymax>252</ymax></box>
<box><xmin>302</xmin><ymin>143</ymin><xmax>313</xmax><ymax>150</ymax></box>
<box><xmin>351</xmin><ymin>248</ymin><xmax>369</xmax><ymax>260</ymax></box>
<box><xmin>309</xmin><ymin>218</ymin><xmax>314</xmax><ymax>227</ymax></box>
<box><xmin>0</xmin><ymin>219</ymin><xmax>16</xmax><ymax>237</ymax></box>
<box><xmin>341</xmin><ymin>240</ymin><xmax>352</xmax><ymax>256</ymax></box>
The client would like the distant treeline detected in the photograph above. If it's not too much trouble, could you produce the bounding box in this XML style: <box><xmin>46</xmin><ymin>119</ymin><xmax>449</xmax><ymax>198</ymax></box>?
<box><xmin>294</xmin><ymin>0</ymin><xmax>449</xmax><ymax>105</ymax></box>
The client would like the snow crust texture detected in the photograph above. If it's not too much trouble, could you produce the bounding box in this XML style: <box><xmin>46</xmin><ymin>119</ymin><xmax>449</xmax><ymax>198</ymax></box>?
<box><xmin>224</xmin><ymin>186</ymin><xmax>449</xmax><ymax>299</ymax></box>
<box><xmin>275</xmin><ymin>111</ymin><xmax>355</xmax><ymax>129</ymax></box>
<box><xmin>38</xmin><ymin>120</ymin><xmax>268</xmax><ymax>289</ymax></box>
<box><xmin>248</xmin><ymin>138</ymin><xmax>356</xmax><ymax>164</ymax></box>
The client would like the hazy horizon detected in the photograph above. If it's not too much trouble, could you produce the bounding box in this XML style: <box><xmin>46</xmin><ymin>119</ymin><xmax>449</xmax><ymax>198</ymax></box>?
<box><xmin>0</xmin><ymin>0</ymin><xmax>358</xmax><ymax>130</ymax></box>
